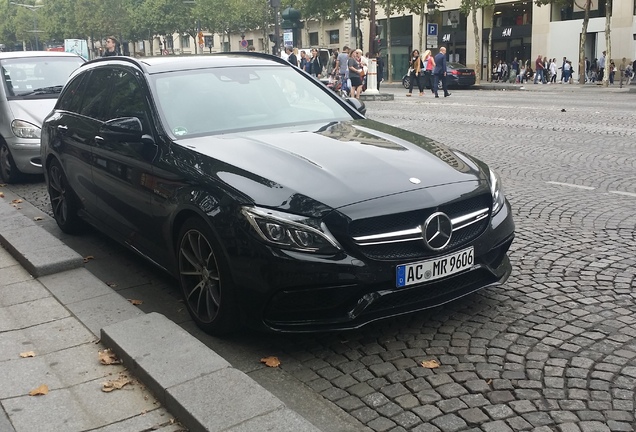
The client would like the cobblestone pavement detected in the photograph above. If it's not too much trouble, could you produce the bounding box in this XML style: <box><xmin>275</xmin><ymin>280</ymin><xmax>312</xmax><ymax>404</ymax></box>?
<box><xmin>5</xmin><ymin>87</ymin><xmax>636</xmax><ymax>432</ymax></box>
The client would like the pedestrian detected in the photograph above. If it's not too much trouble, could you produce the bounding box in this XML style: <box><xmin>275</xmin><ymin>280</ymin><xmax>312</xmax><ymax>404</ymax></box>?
<box><xmin>326</xmin><ymin>49</ymin><xmax>338</xmax><ymax>76</ymax></box>
<box><xmin>309</xmin><ymin>48</ymin><xmax>322</xmax><ymax>77</ymax></box>
<box><xmin>299</xmin><ymin>50</ymin><xmax>308</xmax><ymax>71</ymax></box>
<box><xmin>563</xmin><ymin>60</ymin><xmax>571</xmax><ymax>83</ymax></box>
<box><xmin>287</xmin><ymin>47</ymin><xmax>298</xmax><ymax>67</ymax></box>
<box><xmin>422</xmin><ymin>49</ymin><xmax>435</xmax><ymax>92</ymax></box>
<box><xmin>598</xmin><ymin>51</ymin><xmax>606</xmax><ymax>81</ymax></box>
<box><xmin>584</xmin><ymin>56</ymin><xmax>591</xmax><ymax>82</ymax></box>
<box><xmin>510</xmin><ymin>57</ymin><xmax>519</xmax><ymax>83</ymax></box>
<box><xmin>102</xmin><ymin>36</ymin><xmax>118</xmax><ymax>57</ymax></box>
<box><xmin>375</xmin><ymin>51</ymin><xmax>384</xmax><ymax>91</ymax></box>
<box><xmin>534</xmin><ymin>54</ymin><xmax>544</xmax><ymax>84</ymax></box>
<box><xmin>433</xmin><ymin>46</ymin><xmax>450</xmax><ymax>98</ymax></box>
<box><xmin>549</xmin><ymin>59</ymin><xmax>557</xmax><ymax>83</ymax></box>
<box><xmin>280</xmin><ymin>47</ymin><xmax>289</xmax><ymax>62</ymax></box>
<box><xmin>608</xmin><ymin>60</ymin><xmax>615</xmax><ymax>84</ymax></box>
<box><xmin>337</xmin><ymin>46</ymin><xmax>350</xmax><ymax>94</ymax></box>
<box><xmin>406</xmin><ymin>49</ymin><xmax>425</xmax><ymax>97</ymax></box>
<box><xmin>347</xmin><ymin>49</ymin><xmax>364</xmax><ymax>99</ymax></box>
<box><xmin>618</xmin><ymin>57</ymin><xmax>628</xmax><ymax>88</ymax></box>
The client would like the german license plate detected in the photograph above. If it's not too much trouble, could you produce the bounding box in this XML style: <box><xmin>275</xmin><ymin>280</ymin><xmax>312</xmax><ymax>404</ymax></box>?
<box><xmin>396</xmin><ymin>247</ymin><xmax>474</xmax><ymax>287</ymax></box>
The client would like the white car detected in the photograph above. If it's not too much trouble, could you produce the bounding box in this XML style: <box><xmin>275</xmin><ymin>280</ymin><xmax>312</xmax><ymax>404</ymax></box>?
<box><xmin>0</xmin><ymin>51</ymin><xmax>84</xmax><ymax>182</ymax></box>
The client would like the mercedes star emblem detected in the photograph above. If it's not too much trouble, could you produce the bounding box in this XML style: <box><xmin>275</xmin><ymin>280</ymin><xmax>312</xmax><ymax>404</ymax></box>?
<box><xmin>422</xmin><ymin>212</ymin><xmax>453</xmax><ymax>251</ymax></box>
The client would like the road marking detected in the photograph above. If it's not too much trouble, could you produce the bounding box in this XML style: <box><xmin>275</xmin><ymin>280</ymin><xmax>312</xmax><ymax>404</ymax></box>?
<box><xmin>609</xmin><ymin>190</ymin><xmax>636</xmax><ymax>198</ymax></box>
<box><xmin>546</xmin><ymin>181</ymin><xmax>595</xmax><ymax>190</ymax></box>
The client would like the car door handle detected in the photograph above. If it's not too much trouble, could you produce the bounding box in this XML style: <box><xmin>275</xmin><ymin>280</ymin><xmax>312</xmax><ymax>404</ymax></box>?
<box><xmin>57</xmin><ymin>125</ymin><xmax>68</xmax><ymax>133</ymax></box>
<box><xmin>94</xmin><ymin>136</ymin><xmax>105</xmax><ymax>143</ymax></box>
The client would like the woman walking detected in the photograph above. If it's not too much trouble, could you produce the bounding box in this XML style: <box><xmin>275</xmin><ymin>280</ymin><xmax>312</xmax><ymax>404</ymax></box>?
<box><xmin>421</xmin><ymin>50</ymin><xmax>435</xmax><ymax>93</ymax></box>
<box><xmin>406</xmin><ymin>50</ymin><xmax>425</xmax><ymax>96</ymax></box>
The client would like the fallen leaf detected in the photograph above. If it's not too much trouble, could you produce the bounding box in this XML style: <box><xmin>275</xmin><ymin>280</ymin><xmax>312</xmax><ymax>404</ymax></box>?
<box><xmin>11</xmin><ymin>199</ymin><xmax>22</xmax><ymax>204</ymax></box>
<box><xmin>102</xmin><ymin>375</ymin><xmax>131</xmax><ymax>392</ymax></box>
<box><xmin>98</xmin><ymin>349</ymin><xmax>121</xmax><ymax>365</ymax></box>
<box><xmin>20</xmin><ymin>351</ymin><xmax>36</xmax><ymax>358</ymax></box>
<box><xmin>420</xmin><ymin>359</ymin><xmax>440</xmax><ymax>369</ymax></box>
<box><xmin>486</xmin><ymin>379</ymin><xmax>493</xmax><ymax>385</ymax></box>
<box><xmin>33</xmin><ymin>216</ymin><xmax>43</xmax><ymax>221</ymax></box>
<box><xmin>260</xmin><ymin>356</ymin><xmax>281</xmax><ymax>368</ymax></box>
<box><xmin>0</xmin><ymin>192</ymin><xmax>4</xmax><ymax>198</ymax></box>
<box><xmin>128</xmin><ymin>299</ymin><xmax>143</xmax><ymax>306</ymax></box>
<box><xmin>29</xmin><ymin>384</ymin><xmax>49</xmax><ymax>396</ymax></box>
<box><xmin>106</xmin><ymin>282</ymin><xmax>117</xmax><ymax>288</ymax></box>
<box><xmin>0</xmin><ymin>183</ymin><xmax>6</xmax><ymax>187</ymax></box>
<box><xmin>83</xmin><ymin>255</ymin><xmax>95</xmax><ymax>263</ymax></box>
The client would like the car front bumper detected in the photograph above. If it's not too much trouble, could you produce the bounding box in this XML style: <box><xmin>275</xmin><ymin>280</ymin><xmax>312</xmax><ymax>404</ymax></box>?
<box><xmin>5</xmin><ymin>137</ymin><xmax>42</xmax><ymax>174</ymax></box>
<box><xmin>227</xmin><ymin>199</ymin><xmax>515</xmax><ymax>333</ymax></box>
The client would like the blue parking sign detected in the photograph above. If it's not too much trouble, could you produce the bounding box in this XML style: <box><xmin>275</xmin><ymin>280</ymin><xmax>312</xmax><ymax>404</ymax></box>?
<box><xmin>427</xmin><ymin>23</ymin><xmax>438</xmax><ymax>36</ymax></box>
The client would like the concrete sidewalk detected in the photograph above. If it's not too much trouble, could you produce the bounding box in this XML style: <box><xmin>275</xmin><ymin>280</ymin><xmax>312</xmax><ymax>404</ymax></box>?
<box><xmin>0</xmin><ymin>194</ymin><xmax>320</xmax><ymax>431</ymax></box>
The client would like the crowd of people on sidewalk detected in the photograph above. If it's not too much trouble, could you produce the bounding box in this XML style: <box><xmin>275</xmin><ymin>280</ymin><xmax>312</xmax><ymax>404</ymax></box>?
<box><xmin>492</xmin><ymin>53</ymin><xmax>634</xmax><ymax>87</ymax></box>
<box><xmin>280</xmin><ymin>46</ymin><xmax>386</xmax><ymax>99</ymax></box>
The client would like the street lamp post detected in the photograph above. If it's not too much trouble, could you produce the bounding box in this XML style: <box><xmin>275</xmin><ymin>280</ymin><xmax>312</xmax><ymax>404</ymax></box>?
<box><xmin>10</xmin><ymin>2</ymin><xmax>44</xmax><ymax>51</ymax></box>
<box><xmin>425</xmin><ymin>0</ymin><xmax>435</xmax><ymax>50</ymax></box>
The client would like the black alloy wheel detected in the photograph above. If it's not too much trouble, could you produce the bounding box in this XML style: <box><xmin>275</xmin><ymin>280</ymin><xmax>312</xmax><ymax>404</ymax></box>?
<box><xmin>47</xmin><ymin>159</ymin><xmax>83</xmax><ymax>234</ymax></box>
<box><xmin>177</xmin><ymin>218</ymin><xmax>238</xmax><ymax>335</ymax></box>
<box><xmin>0</xmin><ymin>141</ymin><xmax>21</xmax><ymax>184</ymax></box>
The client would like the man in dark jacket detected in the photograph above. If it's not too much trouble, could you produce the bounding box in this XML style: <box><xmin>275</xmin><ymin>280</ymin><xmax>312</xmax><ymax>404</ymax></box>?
<box><xmin>102</xmin><ymin>36</ymin><xmax>118</xmax><ymax>57</ymax></box>
<box><xmin>433</xmin><ymin>47</ymin><xmax>450</xmax><ymax>98</ymax></box>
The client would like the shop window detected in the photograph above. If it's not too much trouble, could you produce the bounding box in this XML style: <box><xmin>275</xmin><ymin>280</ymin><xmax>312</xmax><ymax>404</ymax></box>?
<box><xmin>492</xmin><ymin>1</ymin><xmax>532</xmax><ymax>27</ymax></box>
<box><xmin>551</xmin><ymin>0</ymin><xmax>608</xmax><ymax>21</ymax></box>
<box><xmin>309</xmin><ymin>32</ymin><xmax>319</xmax><ymax>46</ymax></box>
<box><xmin>328</xmin><ymin>30</ymin><xmax>339</xmax><ymax>45</ymax></box>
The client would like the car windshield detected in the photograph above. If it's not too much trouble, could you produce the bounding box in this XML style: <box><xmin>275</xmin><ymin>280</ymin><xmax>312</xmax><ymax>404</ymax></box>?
<box><xmin>150</xmin><ymin>65</ymin><xmax>353</xmax><ymax>137</ymax></box>
<box><xmin>1</xmin><ymin>57</ymin><xmax>84</xmax><ymax>98</ymax></box>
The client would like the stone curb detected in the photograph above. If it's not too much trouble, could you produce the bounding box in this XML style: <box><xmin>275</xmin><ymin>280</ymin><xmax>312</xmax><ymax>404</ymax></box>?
<box><xmin>0</xmin><ymin>199</ymin><xmax>84</xmax><ymax>277</ymax></box>
<box><xmin>0</xmin><ymin>195</ymin><xmax>320</xmax><ymax>432</ymax></box>
<box><xmin>101</xmin><ymin>313</ymin><xmax>320</xmax><ymax>432</ymax></box>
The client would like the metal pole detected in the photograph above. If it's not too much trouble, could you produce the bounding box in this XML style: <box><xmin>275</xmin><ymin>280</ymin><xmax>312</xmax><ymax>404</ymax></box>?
<box><xmin>33</xmin><ymin>12</ymin><xmax>38</xmax><ymax>51</ymax></box>
<box><xmin>273</xmin><ymin>5</ymin><xmax>281</xmax><ymax>56</ymax></box>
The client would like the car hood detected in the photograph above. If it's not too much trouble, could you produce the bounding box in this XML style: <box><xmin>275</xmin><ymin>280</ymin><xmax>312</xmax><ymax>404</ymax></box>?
<box><xmin>7</xmin><ymin>99</ymin><xmax>56</xmax><ymax>127</ymax></box>
<box><xmin>174</xmin><ymin>119</ymin><xmax>488</xmax><ymax>215</ymax></box>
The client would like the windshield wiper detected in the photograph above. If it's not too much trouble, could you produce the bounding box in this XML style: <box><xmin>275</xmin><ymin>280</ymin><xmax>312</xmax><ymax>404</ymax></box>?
<box><xmin>19</xmin><ymin>85</ymin><xmax>64</xmax><ymax>96</ymax></box>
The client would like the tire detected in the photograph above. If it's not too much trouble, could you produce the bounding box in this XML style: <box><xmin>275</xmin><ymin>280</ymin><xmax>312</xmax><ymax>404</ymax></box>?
<box><xmin>47</xmin><ymin>159</ymin><xmax>84</xmax><ymax>234</ymax></box>
<box><xmin>0</xmin><ymin>141</ymin><xmax>22</xmax><ymax>184</ymax></box>
<box><xmin>402</xmin><ymin>76</ymin><xmax>410</xmax><ymax>89</ymax></box>
<box><xmin>177</xmin><ymin>218</ymin><xmax>239</xmax><ymax>335</ymax></box>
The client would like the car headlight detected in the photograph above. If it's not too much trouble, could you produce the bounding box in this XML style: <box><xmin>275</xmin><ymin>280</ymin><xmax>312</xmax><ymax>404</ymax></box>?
<box><xmin>241</xmin><ymin>206</ymin><xmax>342</xmax><ymax>254</ymax></box>
<box><xmin>11</xmin><ymin>120</ymin><xmax>41</xmax><ymax>139</ymax></box>
<box><xmin>489</xmin><ymin>168</ymin><xmax>505</xmax><ymax>215</ymax></box>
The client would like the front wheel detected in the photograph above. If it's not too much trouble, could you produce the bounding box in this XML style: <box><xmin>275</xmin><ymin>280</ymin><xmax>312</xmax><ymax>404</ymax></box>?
<box><xmin>0</xmin><ymin>141</ymin><xmax>22</xmax><ymax>184</ymax></box>
<box><xmin>402</xmin><ymin>75</ymin><xmax>410</xmax><ymax>89</ymax></box>
<box><xmin>47</xmin><ymin>159</ymin><xmax>84</xmax><ymax>234</ymax></box>
<box><xmin>177</xmin><ymin>218</ymin><xmax>239</xmax><ymax>335</ymax></box>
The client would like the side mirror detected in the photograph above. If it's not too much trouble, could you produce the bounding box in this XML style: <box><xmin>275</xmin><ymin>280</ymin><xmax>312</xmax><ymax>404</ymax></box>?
<box><xmin>345</xmin><ymin>98</ymin><xmax>366</xmax><ymax>116</ymax></box>
<box><xmin>99</xmin><ymin>117</ymin><xmax>144</xmax><ymax>141</ymax></box>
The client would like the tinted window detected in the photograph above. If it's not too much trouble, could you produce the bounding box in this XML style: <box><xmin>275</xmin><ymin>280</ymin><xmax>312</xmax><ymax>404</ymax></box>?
<box><xmin>79</xmin><ymin>68</ymin><xmax>115</xmax><ymax>121</ymax></box>
<box><xmin>105</xmin><ymin>69</ymin><xmax>149</xmax><ymax>130</ymax></box>
<box><xmin>57</xmin><ymin>74</ymin><xmax>86</xmax><ymax>113</ymax></box>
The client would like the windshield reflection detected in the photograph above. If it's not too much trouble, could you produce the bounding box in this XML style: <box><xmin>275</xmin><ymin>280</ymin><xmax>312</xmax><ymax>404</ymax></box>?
<box><xmin>150</xmin><ymin>66</ymin><xmax>353</xmax><ymax>137</ymax></box>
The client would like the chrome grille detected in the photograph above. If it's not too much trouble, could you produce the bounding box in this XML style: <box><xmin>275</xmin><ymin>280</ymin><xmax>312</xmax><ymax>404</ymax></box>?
<box><xmin>350</xmin><ymin>193</ymin><xmax>491</xmax><ymax>260</ymax></box>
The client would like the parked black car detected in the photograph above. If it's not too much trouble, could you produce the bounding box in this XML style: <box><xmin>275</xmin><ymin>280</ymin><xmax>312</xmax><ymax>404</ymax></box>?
<box><xmin>402</xmin><ymin>62</ymin><xmax>476</xmax><ymax>90</ymax></box>
<box><xmin>42</xmin><ymin>53</ymin><xmax>514</xmax><ymax>334</ymax></box>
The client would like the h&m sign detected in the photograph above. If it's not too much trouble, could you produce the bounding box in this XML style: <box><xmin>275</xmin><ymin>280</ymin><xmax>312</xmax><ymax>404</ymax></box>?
<box><xmin>442</xmin><ymin>34</ymin><xmax>451</xmax><ymax>42</ymax></box>
<box><xmin>501</xmin><ymin>28</ymin><xmax>512</xmax><ymax>37</ymax></box>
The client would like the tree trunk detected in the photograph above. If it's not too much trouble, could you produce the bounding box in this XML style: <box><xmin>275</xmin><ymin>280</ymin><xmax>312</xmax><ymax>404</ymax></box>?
<box><xmin>472</xmin><ymin>2</ymin><xmax>481</xmax><ymax>84</ymax></box>
<box><xmin>387</xmin><ymin>0</ymin><xmax>392</xmax><ymax>82</ymax></box>
<box><xmin>488</xmin><ymin>8</ymin><xmax>493</xmax><ymax>82</ymax></box>
<box><xmin>578</xmin><ymin>0</ymin><xmax>591</xmax><ymax>84</ymax></box>
<box><xmin>602</xmin><ymin>0</ymin><xmax>611</xmax><ymax>87</ymax></box>
<box><xmin>418</xmin><ymin>8</ymin><xmax>424</xmax><ymax>52</ymax></box>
